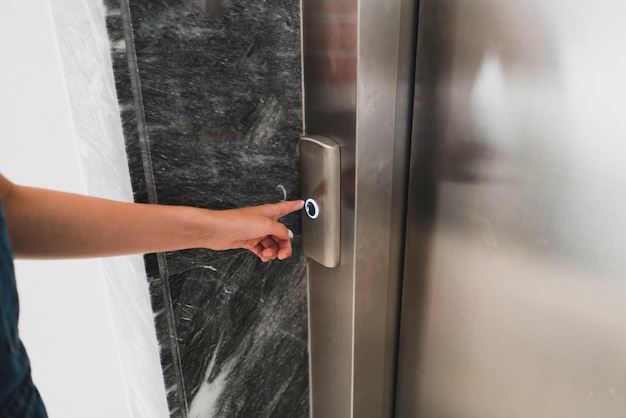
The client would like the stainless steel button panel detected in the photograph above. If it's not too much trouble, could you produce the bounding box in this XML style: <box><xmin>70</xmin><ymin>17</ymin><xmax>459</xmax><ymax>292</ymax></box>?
<box><xmin>299</xmin><ymin>135</ymin><xmax>341</xmax><ymax>268</ymax></box>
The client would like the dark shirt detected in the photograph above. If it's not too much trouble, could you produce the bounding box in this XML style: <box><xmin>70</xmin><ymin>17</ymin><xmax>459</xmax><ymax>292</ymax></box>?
<box><xmin>0</xmin><ymin>198</ymin><xmax>30</xmax><ymax>408</ymax></box>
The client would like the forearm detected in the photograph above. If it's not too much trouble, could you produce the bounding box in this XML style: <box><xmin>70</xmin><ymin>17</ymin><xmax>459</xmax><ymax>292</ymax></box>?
<box><xmin>2</xmin><ymin>182</ymin><xmax>209</xmax><ymax>259</ymax></box>
<box><xmin>0</xmin><ymin>173</ymin><xmax>302</xmax><ymax>261</ymax></box>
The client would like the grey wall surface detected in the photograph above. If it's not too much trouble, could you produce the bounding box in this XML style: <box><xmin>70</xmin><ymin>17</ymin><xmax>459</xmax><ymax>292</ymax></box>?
<box><xmin>104</xmin><ymin>1</ymin><xmax>308</xmax><ymax>416</ymax></box>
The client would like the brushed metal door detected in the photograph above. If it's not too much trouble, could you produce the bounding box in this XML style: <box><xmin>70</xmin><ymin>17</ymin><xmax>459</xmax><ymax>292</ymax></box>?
<box><xmin>397</xmin><ymin>1</ymin><xmax>626</xmax><ymax>416</ymax></box>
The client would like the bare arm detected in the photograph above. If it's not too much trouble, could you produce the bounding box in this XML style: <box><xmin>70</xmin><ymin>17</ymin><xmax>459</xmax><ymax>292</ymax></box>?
<box><xmin>0</xmin><ymin>174</ymin><xmax>303</xmax><ymax>262</ymax></box>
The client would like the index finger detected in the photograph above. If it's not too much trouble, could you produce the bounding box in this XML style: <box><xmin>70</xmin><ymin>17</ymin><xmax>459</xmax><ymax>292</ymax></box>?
<box><xmin>266</xmin><ymin>199</ymin><xmax>304</xmax><ymax>220</ymax></box>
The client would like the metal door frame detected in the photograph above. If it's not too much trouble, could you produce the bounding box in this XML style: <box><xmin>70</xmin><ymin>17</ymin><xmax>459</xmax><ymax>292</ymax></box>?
<box><xmin>301</xmin><ymin>0</ymin><xmax>418</xmax><ymax>416</ymax></box>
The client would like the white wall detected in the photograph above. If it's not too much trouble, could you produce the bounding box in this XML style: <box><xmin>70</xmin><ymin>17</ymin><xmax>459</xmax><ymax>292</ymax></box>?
<box><xmin>0</xmin><ymin>2</ymin><xmax>167</xmax><ymax>417</ymax></box>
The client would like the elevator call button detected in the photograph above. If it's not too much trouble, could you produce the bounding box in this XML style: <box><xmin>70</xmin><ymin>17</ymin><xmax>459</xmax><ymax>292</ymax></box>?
<box><xmin>305</xmin><ymin>198</ymin><xmax>320</xmax><ymax>219</ymax></box>
<box><xmin>299</xmin><ymin>135</ymin><xmax>341</xmax><ymax>268</ymax></box>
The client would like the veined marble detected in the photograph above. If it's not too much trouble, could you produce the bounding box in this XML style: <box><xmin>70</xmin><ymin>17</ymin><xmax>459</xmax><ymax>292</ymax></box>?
<box><xmin>104</xmin><ymin>0</ymin><xmax>308</xmax><ymax>416</ymax></box>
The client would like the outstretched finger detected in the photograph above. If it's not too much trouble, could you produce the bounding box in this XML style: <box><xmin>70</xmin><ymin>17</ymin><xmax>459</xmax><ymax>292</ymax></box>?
<box><xmin>266</xmin><ymin>199</ymin><xmax>304</xmax><ymax>220</ymax></box>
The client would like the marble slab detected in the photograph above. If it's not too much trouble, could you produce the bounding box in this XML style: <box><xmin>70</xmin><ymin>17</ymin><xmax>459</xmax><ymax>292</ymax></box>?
<box><xmin>104</xmin><ymin>0</ymin><xmax>308</xmax><ymax>416</ymax></box>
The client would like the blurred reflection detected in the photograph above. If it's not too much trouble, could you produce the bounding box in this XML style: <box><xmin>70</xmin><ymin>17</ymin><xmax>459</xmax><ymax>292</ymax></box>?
<box><xmin>431</xmin><ymin>0</ymin><xmax>558</xmax><ymax>182</ymax></box>
<box><xmin>302</xmin><ymin>0</ymin><xmax>358</xmax><ymax>209</ymax></box>
<box><xmin>402</xmin><ymin>1</ymin><xmax>626</xmax><ymax>416</ymax></box>
<box><xmin>415</xmin><ymin>0</ymin><xmax>616</xmax><ymax>265</ymax></box>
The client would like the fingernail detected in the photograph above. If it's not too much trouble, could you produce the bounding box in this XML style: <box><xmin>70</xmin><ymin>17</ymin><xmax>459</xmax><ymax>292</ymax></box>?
<box><xmin>288</xmin><ymin>229</ymin><xmax>294</xmax><ymax>238</ymax></box>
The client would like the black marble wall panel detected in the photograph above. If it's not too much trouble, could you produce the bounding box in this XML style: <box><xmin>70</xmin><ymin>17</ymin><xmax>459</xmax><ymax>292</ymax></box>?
<box><xmin>104</xmin><ymin>0</ymin><xmax>308</xmax><ymax>416</ymax></box>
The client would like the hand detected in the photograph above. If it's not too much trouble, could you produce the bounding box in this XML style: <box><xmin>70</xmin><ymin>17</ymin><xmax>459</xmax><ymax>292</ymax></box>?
<box><xmin>1</xmin><ymin>172</ymin><xmax>304</xmax><ymax>261</ymax></box>
<box><xmin>200</xmin><ymin>200</ymin><xmax>304</xmax><ymax>262</ymax></box>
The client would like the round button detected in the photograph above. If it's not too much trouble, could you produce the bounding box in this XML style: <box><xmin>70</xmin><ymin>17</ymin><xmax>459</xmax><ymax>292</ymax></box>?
<box><xmin>305</xmin><ymin>198</ymin><xmax>320</xmax><ymax>219</ymax></box>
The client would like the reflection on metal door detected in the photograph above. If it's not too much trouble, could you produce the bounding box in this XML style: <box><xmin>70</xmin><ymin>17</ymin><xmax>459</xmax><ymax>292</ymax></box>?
<box><xmin>397</xmin><ymin>1</ymin><xmax>626</xmax><ymax>416</ymax></box>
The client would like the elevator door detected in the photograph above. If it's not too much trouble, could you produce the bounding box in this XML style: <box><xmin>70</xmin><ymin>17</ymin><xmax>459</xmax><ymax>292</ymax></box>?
<box><xmin>396</xmin><ymin>1</ymin><xmax>626</xmax><ymax>416</ymax></box>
